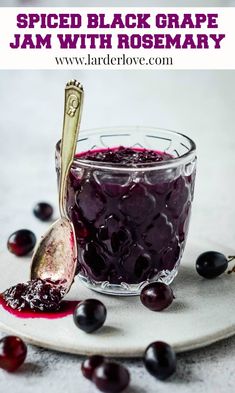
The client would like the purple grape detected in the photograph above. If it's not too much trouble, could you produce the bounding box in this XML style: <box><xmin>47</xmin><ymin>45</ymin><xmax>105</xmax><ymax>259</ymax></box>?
<box><xmin>140</xmin><ymin>282</ymin><xmax>174</xmax><ymax>311</ymax></box>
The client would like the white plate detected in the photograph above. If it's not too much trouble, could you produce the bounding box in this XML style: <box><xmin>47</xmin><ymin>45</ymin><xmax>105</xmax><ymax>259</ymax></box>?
<box><xmin>0</xmin><ymin>242</ymin><xmax>234</xmax><ymax>357</ymax></box>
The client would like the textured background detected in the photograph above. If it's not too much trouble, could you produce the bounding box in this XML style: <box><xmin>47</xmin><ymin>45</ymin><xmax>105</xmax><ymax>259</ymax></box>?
<box><xmin>1</xmin><ymin>0</ymin><xmax>235</xmax><ymax>391</ymax></box>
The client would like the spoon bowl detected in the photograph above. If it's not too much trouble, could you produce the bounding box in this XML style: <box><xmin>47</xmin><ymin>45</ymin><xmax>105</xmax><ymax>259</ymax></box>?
<box><xmin>31</xmin><ymin>218</ymin><xmax>77</xmax><ymax>289</ymax></box>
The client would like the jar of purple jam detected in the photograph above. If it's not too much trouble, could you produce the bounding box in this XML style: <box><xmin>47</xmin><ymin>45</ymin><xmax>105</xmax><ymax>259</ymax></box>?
<box><xmin>55</xmin><ymin>127</ymin><xmax>196</xmax><ymax>295</ymax></box>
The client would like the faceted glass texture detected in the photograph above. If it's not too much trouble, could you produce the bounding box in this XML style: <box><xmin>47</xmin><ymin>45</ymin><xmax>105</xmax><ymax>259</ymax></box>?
<box><xmin>56</xmin><ymin>127</ymin><xmax>196</xmax><ymax>295</ymax></box>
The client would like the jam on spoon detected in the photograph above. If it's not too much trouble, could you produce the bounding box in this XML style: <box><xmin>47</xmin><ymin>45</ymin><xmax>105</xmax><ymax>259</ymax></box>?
<box><xmin>2</xmin><ymin>278</ymin><xmax>66</xmax><ymax>312</ymax></box>
<box><xmin>0</xmin><ymin>278</ymin><xmax>79</xmax><ymax>319</ymax></box>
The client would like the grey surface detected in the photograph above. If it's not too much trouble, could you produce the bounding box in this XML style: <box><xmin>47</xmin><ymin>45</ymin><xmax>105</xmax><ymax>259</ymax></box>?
<box><xmin>0</xmin><ymin>332</ymin><xmax>234</xmax><ymax>393</ymax></box>
<box><xmin>0</xmin><ymin>70</ymin><xmax>235</xmax><ymax>391</ymax></box>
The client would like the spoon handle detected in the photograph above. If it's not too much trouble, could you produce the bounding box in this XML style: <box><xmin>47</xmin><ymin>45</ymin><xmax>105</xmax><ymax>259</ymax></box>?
<box><xmin>59</xmin><ymin>80</ymin><xmax>84</xmax><ymax>217</ymax></box>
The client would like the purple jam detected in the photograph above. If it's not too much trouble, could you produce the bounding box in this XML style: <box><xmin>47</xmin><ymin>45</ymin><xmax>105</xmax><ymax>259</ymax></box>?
<box><xmin>1</xmin><ymin>279</ymin><xmax>80</xmax><ymax>319</ymax></box>
<box><xmin>0</xmin><ymin>294</ymin><xmax>79</xmax><ymax>319</ymax></box>
<box><xmin>66</xmin><ymin>147</ymin><xmax>195</xmax><ymax>285</ymax></box>
<box><xmin>80</xmin><ymin>146</ymin><xmax>172</xmax><ymax>164</ymax></box>
<box><xmin>2</xmin><ymin>279</ymin><xmax>66</xmax><ymax>312</ymax></box>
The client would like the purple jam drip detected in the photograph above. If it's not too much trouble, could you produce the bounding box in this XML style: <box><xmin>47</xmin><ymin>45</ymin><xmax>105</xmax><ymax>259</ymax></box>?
<box><xmin>66</xmin><ymin>147</ymin><xmax>195</xmax><ymax>285</ymax></box>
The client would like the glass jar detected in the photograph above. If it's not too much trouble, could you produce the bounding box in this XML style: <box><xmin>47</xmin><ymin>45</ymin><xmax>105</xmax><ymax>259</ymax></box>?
<box><xmin>55</xmin><ymin>126</ymin><xmax>196</xmax><ymax>295</ymax></box>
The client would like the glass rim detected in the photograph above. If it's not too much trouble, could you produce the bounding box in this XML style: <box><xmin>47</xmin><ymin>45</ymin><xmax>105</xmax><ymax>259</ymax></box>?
<box><xmin>56</xmin><ymin>126</ymin><xmax>197</xmax><ymax>172</ymax></box>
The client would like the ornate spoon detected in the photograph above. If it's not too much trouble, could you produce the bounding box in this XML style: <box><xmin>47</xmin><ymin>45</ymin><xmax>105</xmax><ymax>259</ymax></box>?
<box><xmin>30</xmin><ymin>80</ymin><xmax>84</xmax><ymax>294</ymax></box>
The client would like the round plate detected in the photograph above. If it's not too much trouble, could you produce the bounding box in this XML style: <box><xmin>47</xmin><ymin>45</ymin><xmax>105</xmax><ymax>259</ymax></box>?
<box><xmin>0</xmin><ymin>243</ymin><xmax>234</xmax><ymax>357</ymax></box>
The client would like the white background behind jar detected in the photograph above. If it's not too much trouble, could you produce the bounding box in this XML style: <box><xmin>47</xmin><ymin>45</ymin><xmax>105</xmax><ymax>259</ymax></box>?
<box><xmin>0</xmin><ymin>70</ymin><xmax>234</xmax><ymax>248</ymax></box>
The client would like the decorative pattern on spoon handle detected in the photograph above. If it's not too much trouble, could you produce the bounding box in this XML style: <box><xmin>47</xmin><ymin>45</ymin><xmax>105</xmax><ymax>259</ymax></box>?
<box><xmin>59</xmin><ymin>80</ymin><xmax>84</xmax><ymax>217</ymax></box>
